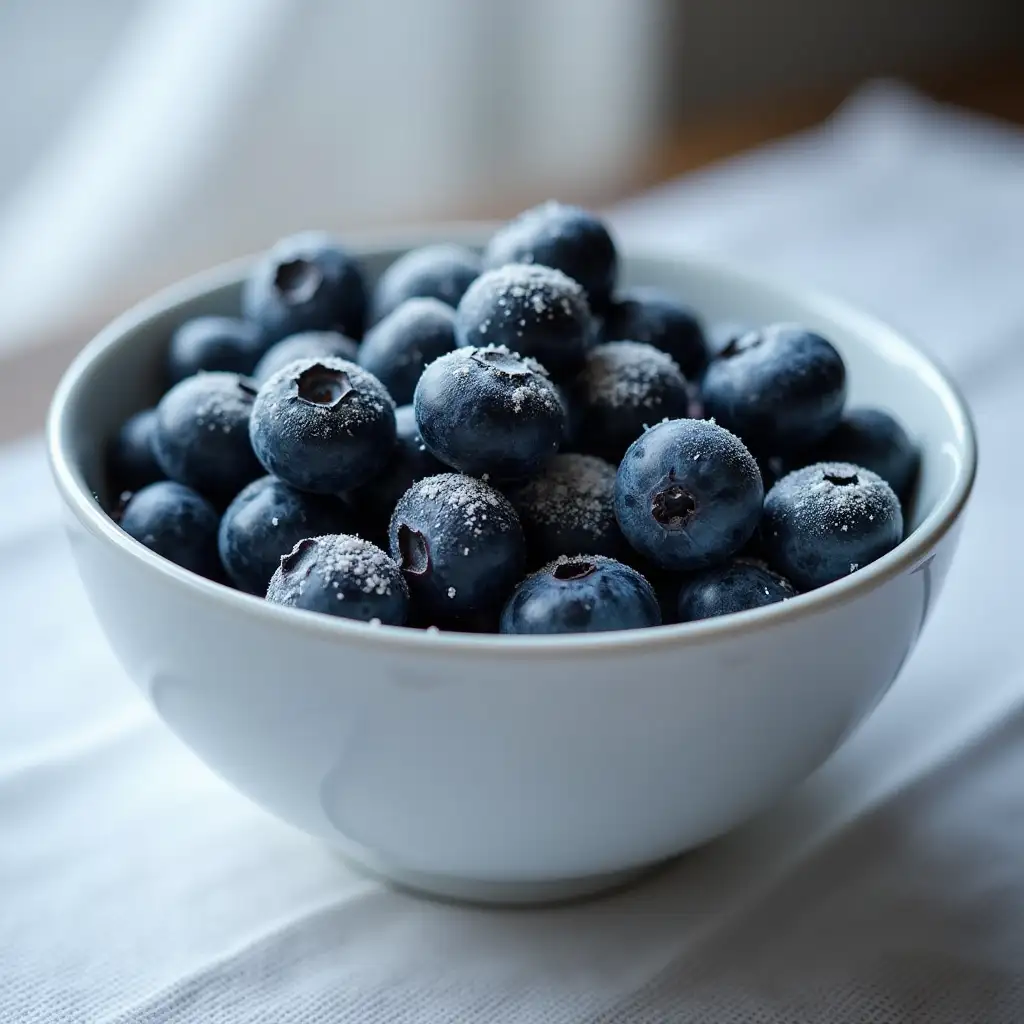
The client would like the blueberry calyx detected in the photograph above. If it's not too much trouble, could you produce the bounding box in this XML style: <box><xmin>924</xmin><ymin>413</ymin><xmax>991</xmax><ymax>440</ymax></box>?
<box><xmin>296</xmin><ymin>364</ymin><xmax>355</xmax><ymax>407</ymax></box>
<box><xmin>397</xmin><ymin>524</ymin><xmax>430</xmax><ymax>575</ymax></box>
<box><xmin>280</xmin><ymin>536</ymin><xmax>316</xmax><ymax>574</ymax></box>
<box><xmin>824</xmin><ymin>470</ymin><xmax>859</xmax><ymax>486</ymax></box>
<box><xmin>651</xmin><ymin>484</ymin><xmax>697</xmax><ymax>528</ymax></box>
<box><xmin>237</xmin><ymin>379</ymin><xmax>258</xmax><ymax>398</ymax></box>
<box><xmin>471</xmin><ymin>348</ymin><xmax>533</xmax><ymax>376</ymax></box>
<box><xmin>552</xmin><ymin>559</ymin><xmax>595</xmax><ymax>581</ymax></box>
<box><xmin>274</xmin><ymin>258</ymin><xmax>322</xmax><ymax>304</ymax></box>
<box><xmin>720</xmin><ymin>334</ymin><xmax>761</xmax><ymax>359</ymax></box>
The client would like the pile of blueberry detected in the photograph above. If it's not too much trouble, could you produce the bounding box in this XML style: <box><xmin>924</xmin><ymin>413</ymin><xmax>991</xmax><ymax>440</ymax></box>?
<box><xmin>108</xmin><ymin>202</ymin><xmax>919</xmax><ymax>635</ymax></box>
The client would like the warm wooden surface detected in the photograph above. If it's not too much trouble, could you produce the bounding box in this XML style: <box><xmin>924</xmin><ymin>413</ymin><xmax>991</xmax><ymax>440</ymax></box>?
<box><xmin>643</xmin><ymin>56</ymin><xmax>1024</xmax><ymax>183</ymax></box>
<box><xmin>4</xmin><ymin>57</ymin><xmax>1023</xmax><ymax>444</ymax></box>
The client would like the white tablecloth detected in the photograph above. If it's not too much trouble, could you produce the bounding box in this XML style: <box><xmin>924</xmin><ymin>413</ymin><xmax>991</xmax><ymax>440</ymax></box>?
<box><xmin>3</xmin><ymin>83</ymin><xmax>1024</xmax><ymax>1023</ymax></box>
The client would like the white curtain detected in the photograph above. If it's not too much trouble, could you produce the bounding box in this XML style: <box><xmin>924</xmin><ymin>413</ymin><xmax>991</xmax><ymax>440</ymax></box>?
<box><xmin>0</xmin><ymin>0</ymin><xmax>665</xmax><ymax>356</ymax></box>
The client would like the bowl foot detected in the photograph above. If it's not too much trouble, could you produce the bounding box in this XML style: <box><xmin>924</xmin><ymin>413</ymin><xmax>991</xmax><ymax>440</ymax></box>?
<box><xmin>333</xmin><ymin>846</ymin><xmax>660</xmax><ymax>906</ymax></box>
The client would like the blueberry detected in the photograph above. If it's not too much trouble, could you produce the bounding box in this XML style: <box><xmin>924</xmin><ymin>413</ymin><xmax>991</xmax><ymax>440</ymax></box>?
<box><xmin>614</xmin><ymin>418</ymin><xmax>763</xmax><ymax>571</ymax></box>
<box><xmin>218</xmin><ymin>476</ymin><xmax>354</xmax><ymax>595</ymax></box>
<box><xmin>371</xmin><ymin>243</ymin><xmax>481</xmax><ymax>323</ymax></box>
<box><xmin>249</xmin><ymin>357</ymin><xmax>395</xmax><ymax>494</ymax></box>
<box><xmin>762</xmin><ymin>461</ymin><xmax>903</xmax><ymax>591</ymax></box>
<box><xmin>349</xmin><ymin>404</ymin><xmax>445</xmax><ymax>544</ymax></box>
<box><xmin>567</xmin><ymin>341</ymin><xmax>691</xmax><ymax>464</ymax></box>
<box><xmin>359</xmin><ymin>298</ymin><xmax>457</xmax><ymax>405</ymax></box>
<box><xmin>701</xmin><ymin>323</ymin><xmax>846</xmax><ymax>455</ymax></box>
<box><xmin>266</xmin><ymin>534</ymin><xmax>409</xmax><ymax>625</ymax></box>
<box><xmin>813</xmin><ymin>408</ymin><xmax>919</xmax><ymax>504</ymax></box>
<box><xmin>483</xmin><ymin>202</ymin><xmax>617</xmax><ymax>309</ymax></box>
<box><xmin>500</xmin><ymin>555</ymin><xmax>660</xmax><ymax>635</ymax></box>
<box><xmin>252</xmin><ymin>331</ymin><xmax>359</xmax><ymax>385</ymax></box>
<box><xmin>600</xmin><ymin>288</ymin><xmax>708</xmax><ymax>379</ymax></box>
<box><xmin>119</xmin><ymin>481</ymin><xmax>220</xmax><ymax>578</ymax></box>
<box><xmin>388</xmin><ymin>473</ymin><xmax>526</xmax><ymax>619</ymax></box>
<box><xmin>506</xmin><ymin>453</ymin><xmax>624</xmax><ymax>565</ymax></box>
<box><xmin>242</xmin><ymin>231</ymin><xmax>368</xmax><ymax>345</ymax></box>
<box><xmin>455</xmin><ymin>263</ymin><xmax>592</xmax><ymax>379</ymax></box>
<box><xmin>676</xmin><ymin>559</ymin><xmax>796</xmax><ymax>622</ymax></box>
<box><xmin>153</xmin><ymin>372</ymin><xmax>262</xmax><ymax>505</ymax></box>
<box><xmin>168</xmin><ymin>316</ymin><xmax>264</xmax><ymax>383</ymax></box>
<box><xmin>107</xmin><ymin>408</ymin><xmax>164</xmax><ymax>497</ymax></box>
<box><xmin>414</xmin><ymin>345</ymin><xmax>565</xmax><ymax>480</ymax></box>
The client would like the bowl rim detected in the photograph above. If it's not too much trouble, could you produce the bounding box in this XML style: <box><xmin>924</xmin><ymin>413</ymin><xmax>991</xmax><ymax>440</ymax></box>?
<box><xmin>47</xmin><ymin>234</ymin><xmax>978</xmax><ymax>658</ymax></box>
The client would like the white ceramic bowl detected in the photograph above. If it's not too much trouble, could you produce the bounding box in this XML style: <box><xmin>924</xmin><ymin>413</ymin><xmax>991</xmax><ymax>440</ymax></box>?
<box><xmin>48</xmin><ymin>232</ymin><xmax>976</xmax><ymax>903</ymax></box>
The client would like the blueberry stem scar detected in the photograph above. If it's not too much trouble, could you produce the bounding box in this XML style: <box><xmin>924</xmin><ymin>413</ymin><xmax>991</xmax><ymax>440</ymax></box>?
<box><xmin>274</xmin><ymin>258</ymin><xmax>322</xmax><ymax>303</ymax></box>
<box><xmin>280</xmin><ymin>537</ymin><xmax>316</xmax><ymax>573</ymax></box>
<box><xmin>651</xmin><ymin>485</ymin><xmax>697</xmax><ymax>528</ymax></box>
<box><xmin>470</xmin><ymin>348</ymin><xmax>533</xmax><ymax>376</ymax></box>
<box><xmin>296</xmin><ymin>365</ymin><xmax>354</xmax><ymax>407</ymax></box>
<box><xmin>397</xmin><ymin>524</ymin><xmax>430</xmax><ymax>575</ymax></box>
<box><xmin>552</xmin><ymin>560</ymin><xmax>595</xmax><ymax>581</ymax></box>
<box><xmin>824</xmin><ymin>470</ymin><xmax>859</xmax><ymax>486</ymax></box>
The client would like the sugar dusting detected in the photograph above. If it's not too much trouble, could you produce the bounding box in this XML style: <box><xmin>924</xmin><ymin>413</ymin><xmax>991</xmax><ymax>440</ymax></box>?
<box><xmin>462</xmin><ymin>263</ymin><xmax>590</xmax><ymax>342</ymax></box>
<box><xmin>267</xmin><ymin>533</ymin><xmax>402</xmax><ymax>604</ymax></box>
<box><xmin>578</xmin><ymin>341</ymin><xmax>686</xmax><ymax>409</ymax></box>
<box><xmin>769</xmin><ymin>461</ymin><xmax>901</xmax><ymax>554</ymax></box>
<box><xmin>438</xmin><ymin>345</ymin><xmax>563</xmax><ymax>418</ymax></box>
<box><xmin>178</xmin><ymin>372</ymin><xmax>255</xmax><ymax>434</ymax></box>
<box><xmin>510</xmin><ymin>454</ymin><xmax>617</xmax><ymax>538</ymax></box>
<box><xmin>406</xmin><ymin>472</ymin><xmax>519</xmax><ymax>540</ymax></box>
<box><xmin>255</xmin><ymin>356</ymin><xmax>395</xmax><ymax>444</ymax></box>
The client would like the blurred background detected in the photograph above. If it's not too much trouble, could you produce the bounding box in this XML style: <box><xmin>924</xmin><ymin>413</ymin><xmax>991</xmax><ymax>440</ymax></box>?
<box><xmin>0</xmin><ymin>0</ymin><xmax>1021</xmax><ymax>436</ymax></box>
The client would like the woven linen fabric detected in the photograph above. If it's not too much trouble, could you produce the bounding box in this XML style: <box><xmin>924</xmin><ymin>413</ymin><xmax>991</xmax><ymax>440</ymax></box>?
<box><xmin>2</xmin><ymin>83</ymin><xmax>1024</xmax><ymax>1022</ymax></box>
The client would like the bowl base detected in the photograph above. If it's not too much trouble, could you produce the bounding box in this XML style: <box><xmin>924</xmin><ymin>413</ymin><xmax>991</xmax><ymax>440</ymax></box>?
<box><xmin>334</xmin><ymin>846</ymin><xmax>660</xmax><ymax>905</ymax></box>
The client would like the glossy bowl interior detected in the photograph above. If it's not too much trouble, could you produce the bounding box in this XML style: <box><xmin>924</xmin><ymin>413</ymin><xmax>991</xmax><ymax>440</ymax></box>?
<box><xmin>48</xmin><ymin>235</ymin><xmax>975</xmax><ymax>902</ymax></box>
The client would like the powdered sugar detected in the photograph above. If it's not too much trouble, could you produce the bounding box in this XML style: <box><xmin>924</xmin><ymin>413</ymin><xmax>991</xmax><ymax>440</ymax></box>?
<box><xmin>511</xmin><ymin>454</ymin><xmax>617</xmax><ymax>539</ymax></box>
<box><xmin>407</xmin><ymin>472</ymin><xmax>517</xmax><ymax>538</ymax></box>
<box><xmin>255</xmin><ymin>356</ymin><xmax>395</xmax><ymax>442</ymax></box>
<box><xmin>578</xmin><ymin>341</ymin><xmax>686</xmax><ymax>410</ymax></box>
<box><xmin>267</xmin><ymin>534</ymin><xmax>403</xmax><ymax>604</ymax></box>
<box><xmin>436</xmin><ymin>345</ymin><xmax>562</xmax><ymax>419</ymax></box>
<box><xmin>770</xmin><ymin>462</ymin><xmax>901</xmax><ymax>537</ymax></box>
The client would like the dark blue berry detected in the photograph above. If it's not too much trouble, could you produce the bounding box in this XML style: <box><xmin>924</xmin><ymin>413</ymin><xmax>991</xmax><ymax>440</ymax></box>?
<box><xmin>506</xmin><ymin>453</ymin><xmax>624</xmax><ymax>565</ymax></box>
<box><xmin>483</xmin><ymin>202</ymin><xmax>617</xmax><ymax>309</ymax></box>
<box><xmin>371</xmin><ymin>243</ymin><xmax>481</xmax><ymax>323</ymax></box>
<box><xmin>218</xmin><ymin>475</ymin><xmax>354</xmax><ymax>595</ymax></box>
<box><xmin>249</xmin><ymin>357</ymin><xmax>396</xmax><ymax>494</ymax></box>
<box><xmin>266</xmin><ymin>534</ymin><xmax>408</xmax><ymax>625</ymax></box>
<box><xmin>242</xmin><ymin>232</ymin><xmax>368</xmax><ymax>345</ymax></box>
<box><xmin>359</xmin><ymin>298</ymin><xmax>457</xmax><ymax>405</ymax></box>
<box><xmin>153</xmin><ymin>372</ymin><xmax>262</xmax><ymax>505</ymax></box>
<box><xmin>762</xmin><ymin>461</ymin><xmax>903</xmax><ymax>591</ymax></box>
<box><xmin>253</xmin><ymin>331</ymin><xmax>359</xmax><ymax>384</ymax></box>
<box><xmin>455</xmin><ymin>263</ymin><xmax>592</xmax><ymax>379</ymax></box>
<box><xmin>388</xmin><ymin>473</ymin><xmax>526</xmax><ymax>619</ymax></box>
<box><xmin>701</xmin><ymin>323</ymin><xmax>846</xmax><ymax>455</ymax></box>
<box><xmin>676</xmin><ymin>559</ymin><xmax>796</xmax><ymax>622</ymax></box>
<box><xmin>500</xmin><ymin>555</ymin><xmax>660</xmax><ymax>635</ymax></box>
<box><xmin>614</xmin><ymin>418</ymin><xmax>763</xmax><ymax>571</ymax></box>
<box><xmin>567</xmin><ymin>341</ymin><xmax>691</xmax><ymax>464</ymax></box>
<box><xmin>414</xmin><ymin>345</ymin><xmax>565</xmax><ymax>480</ymax></box>
<box><xmin>107</xmin><ymin>408</ymin><xmax>164</xmax><ymax>498</ymax></box>
<box><xmin>813</xmin><ymin>408</ymin><xmax>919</xmax><ymax>504</ymax></box>
<box><xmin>119</xmin><ymin>481</ymin><xmax>220</xmax><ymax>578</ymax></box>
<box><xmin>168</xmin><ymin>316</ymin><xmax>264</xmax><ymax>383</ymax></box>
<box><xmin>600</xmin><ymin>288</ymin><xmax>708</xmax><ymax>379</ymax></box>
<box><xmin>349</xmin><ymin>404</ymin><xmax>445</xmax><ymax>544</ymax></box>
